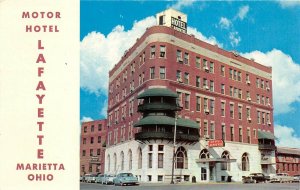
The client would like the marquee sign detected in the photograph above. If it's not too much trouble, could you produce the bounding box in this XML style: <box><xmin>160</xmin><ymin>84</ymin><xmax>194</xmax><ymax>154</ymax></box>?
<box><xmin>171</xmin><ymin>16</ymin><xmax>187</xmax><ymax>33</ymax></box>
<box><xmin>208</xmin><ymin>139</ymin><xmax>225</xmax><ymax>148</ymax></box>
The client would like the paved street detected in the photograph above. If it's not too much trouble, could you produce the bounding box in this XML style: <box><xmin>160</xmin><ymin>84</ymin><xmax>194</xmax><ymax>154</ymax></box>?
<box><xmin>81</xmin><ymin>182</ymin><xmax>300</xmax><ymax>190</ymax></box>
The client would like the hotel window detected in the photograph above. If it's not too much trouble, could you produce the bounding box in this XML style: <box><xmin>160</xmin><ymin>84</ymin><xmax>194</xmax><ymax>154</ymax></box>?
<box><xmin>98</xmin><ymin>136</ymin><xmax>101</xmax><ymax>143</ymax></box>
<box><xmin>159</xmin><ymin>45</ymin><xmax>166</xmax><ymax>58</ymax></box>
<box><xmin>261</xmin><ymin>80</ymin><xmax>265</xmax><ymax>89</ymax></box>
<box><xmin>262</xmin><ymin>112</ymin><xmax>265</xmax><ymax>124</ymax></box>
<box><xmin>266</xmin><ymin>97</ymin><xmax>270</xmax><ymax>105</ymax></box>
<box><xmin>84</xmin><ymin>126</ymin><xmax>87</xmax><ymax>133</ymax></box>
<box><xmin>204</xmin><ymin>121</ymin><xmax>208</xmax><ymax>136</ymax></box>
<box><xmin>229</xmin><ymin>68</ymin><xmax>233</xmax><ymax>79</ymax></box>
<box><xmin>261</xmin><ymin>96</ymin><xmax>265</xmax><ymax>105</ymax></box>
<box><xmin>221</xmin><ymin>65</ymin><xmax>225</xmax><ymax>76</ymax></box>
<box><xmin>184</xmin><ymin>72</ymin><xmax>189</xmax><ymax>84</ymax></box>
<box><xmin>177</xmin><ymin>92</ymin><xmax>182</xmax><ymax>106</ymax></box>
<box><xmin>247</xmin><ymin>108</ymin><xmax>251</xmax><ymax>119</ymax></box>
<box><xmin>143</xmin><ymin>52</ymin><xmax>145</xmax><ymax>63</ymax></box>
<box><xmin>210</xmin><ymin>99</ymin><xmax>215</xmax><ymax>114</ymax></box>
<box><xmin>247</xmin><ymin>129</ymin><xmax>250</xmax><ymax>143</ymax></box>
<box><xmin>91</xmin><ymin>125</ymin><xmax>94</xmax><ymax>132</ymax></box>
<box><xmin>266</xmin><ymin>81</ymin><xmax>270</xmax><ymax>89</ymax></box>
<box><xmin>196</xmin><ymin>57</ymin><xmax>200</xmax><ymax>68</ymax></box>
<box><xmin>246</xmin><ymin>74</ymin><xmax>250</xmax><ymax>83</ymax></box>
<box><xmin>196</xmin><ymin>96</ymin><xmax>201</xmax><ymax>111</ymax></box>
<box><xmin>184</xmin><ymin>93</ymin><xmax>190</xmax><ymax>109</ymax></box>
<box><xmin>90</xmin><ymin>137</ymin><xmax>94</xmax><ymax>144</ymax></box>
<box><xmin>158</xmin><ymin>153</ymin><xmax>164</xmax><ymax>168</ymax></box>
<box><xmin>129</xmin><ymin>150</ymin><xmax>132</xmax><ymax>170</ymax></box>
<box><xmin>83</xmin><ymin>138</ymin><xmax>86</xmax><ymax>144</ymax></box>
<box><xmin>210</xmin><ymin>122</ymin><xmax>215</xmax><ymax>139</ymax></box>
<box><xmin>203</xmin><ymin>78</ymin><xmax>208</xmax><ymax>89</ymax></box>
<box><xmin>175</xmin><ymin>146</ymin><xmax>188</xmax><ymax>169</ymax></box>
<box><xmin>221</xmin><ymin>102</ymin><xmax>225</xmax><ymax>116</ymax></box>
<box><xmin>139</xmin><ymin>74</ymin><xmax>142</xmax><ymax>85</ymax></box>
<box><xmin>176</xmin><ymin>70</ymin><xmax>181</xmax><ymax>80</ymax></box>
<box><xmin>159</xmin><ymin>67</ymin><xmax>165</xmax><ymax>79</ymax></box>
<box><xmin>222</xmin><ymin>124</ymin><xmax>226</xmax><ymax>140</ymax></box>
<box><xmin>230</xmin><ymin>103</ymin><xmax>234</xmax><ymax>118</ymax></box>
<box><xmin>89</xmin><ymin>164</ymin><xmax>92</xmax><ymax>173</ymax></box>
<box><xmin>97</xmin><ymin>149</ymin><xmax>101</xmax><ymax>156</ymax></box>
<box><xmin>150</xmin><ymin>67</ymin><xmax>155</xmax><ymax>79</ymax></box>
<box><xmin>158</xmin><ymin>145</ymin><xmax>164</xmax><ymax>151</ymax></box>
<box><xmin>203</xmin><ymin>59</ymin><xmax>208</xmax><ymax>70</ymax></box>
<box><xmin>239</xmin><ymin>128</ymin><xmax>242</xmax><ymax>142</ymax></box>
<box><xmin>138</xmin><ymin>148</ymin><xmax>142</xmax><ymax>169</ymax></box>
<box><xmin>148</xmin><ymin>153</ymin><xmax>153</xmax><ymax>168</ymax></box>
<box><xmin>253</xmin><ymin>129</ymin><xmax>256</xmax><ymax>138</ymax></box>
<box><xmin>230</xmin><ymin>86</ymin><xmax>233</xmax><ymax>96</ymax></box>
<box><xmin>120</xmin><ymin>151</ymin><xmax>124</xmax><ymax>170</ymax></box>
<box><xmin>230</xmin><ymin>126</ymin><xmax>234</xmax><ymax>141</ymax></box>
<box><xmin>233</xmin><ymin>70</ymin><xmax>237</xmax><ymax>80</ymax></box>
<box><xmin>90</xmin><ymin>149</ymin><xmax>93</xmax><ymax>156</ymax></box>
<box><xmin>176</xmin><ymin>50</ymin><xmax>182</xmax><ymax>62</ymax></box>
<box><xmin>267</xmin><ymin>113</ymin><xmax>270</xmax><ymax>124</ymax></box>
<box><xmin>82</xmin><ymin>150</ymin><xmax>86</xmax><ymax>157</ymax></box>
<box><xmin>221</xmin><ymin>84</ymin><xmax>225</xmax><ymax>94</ymax></box>
<box><xmin>242</xmin><ymin>153</ymin><xmax>250</xmax><ymax>171</ymax></box>
<box><xmin>246</xmin><ymin>91</ymin><xmax>250</xmax><ymax>100</ymax></box>
<box><xmin>159</xmin><ymin>15</ymin><xmax>165</xmax><ymax>25</ymax></box>
<box><xmin>184</xmin><ymin>52</ymin><xmax>189</xmax><ymax>64</ymax></box>
<box><xmin>148</xmin><ymin>145</ymin><xmax>153</xmax><ymax>151</ymax></box>
<box><xmin>238</xmin><ymin>89</ymin><xmax>242</xmax><ymax>99</ymax></box>
<box><xmin>234</xmin><ymin>88</ymin><xmax>238</xmax><ymax>98</ymax></box>
<box><xmin>256</xmin><ymin>94</ymin><xmax>260</xmax><ymax>104</ymax></box>
<box><xmin>209</xmin><ymin>62</ymin><xmax>214</xmax><ymax>73</ymax></box>
<box><xmin>210</xmin><ymin>80</ymin><xmax>214</xmax><ymax>92</ymax></box>
<box><xmin>256</xmin><ymin>78</ymin><xmax>260</xmax><ymax>88</ymax></box>
<box><xmin>142</xmin><ymin>72</ymin><xmax>145</xmax><ymax>83</ymax></box>
<box><xmin>204</xmin><ymin>98</ymin><xmax>208</xmax><ymax>111</ymax></box>
<box><xmin>221</xmin><ymin>151</ymin><xmax>230</xmax><ymax>171</ymax></box>
<box><xmin>238</xmin><ymin>106</ymin><xmax>242</xmax><ymax>120</ymax></box>
<box><xmin>196</xmin><ymin>76</ymin><xmax>200</xmax><ymax>87</ymax></box>
<box><xmin>237</xmin><ymin>71</ymin><xmax>241</xmax><ymax>81</ymax></box>
<box><xmin>98</xmin><ymin>124</ymin><xmax>102</xmax><ymax>131</ymax></box>
<box><xmin>257</xmin><ymin>111</ymin><xmax>261</xmax><ymax>124</ymax></box>
<box><xmin>150</xmin><ymin>45</ymin><xmax>155</xmax><ymax>58</ymax></box>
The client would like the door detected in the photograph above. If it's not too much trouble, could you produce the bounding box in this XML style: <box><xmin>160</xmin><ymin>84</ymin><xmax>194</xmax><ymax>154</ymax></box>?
<box><xmin>201</xmin><ymin>167</ymin><xmax>207</xmax><ymax>181</ymax></box>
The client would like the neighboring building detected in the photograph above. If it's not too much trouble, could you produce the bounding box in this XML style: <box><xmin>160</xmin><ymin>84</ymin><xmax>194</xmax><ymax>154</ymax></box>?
<box><xmin>276</xmin><ymin>147</ymin><xmax>300</xmax><ymax>176</ymax></box>
<box><xmin>80</xmin><ymin>119</ymin><xmax>107</xmax><ymax>175</ymax></box>
<box><xmin>105</xmin><ymin>8</ymin><xmax>275</xmax><ymax>183</ymax></box>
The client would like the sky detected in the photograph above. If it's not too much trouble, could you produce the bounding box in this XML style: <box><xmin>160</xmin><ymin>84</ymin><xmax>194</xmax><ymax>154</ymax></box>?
<box><xmin>80</xmin><ymin>0</ymin><xmax>300</xmax><ymax>148</ymax></box>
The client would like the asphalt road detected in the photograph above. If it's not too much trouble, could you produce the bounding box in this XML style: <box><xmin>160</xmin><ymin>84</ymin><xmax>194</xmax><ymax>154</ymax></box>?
<box><xmin>81</xmin><ymin>182</ymin><xmax>300</xmax><ymax>190</ymax></box>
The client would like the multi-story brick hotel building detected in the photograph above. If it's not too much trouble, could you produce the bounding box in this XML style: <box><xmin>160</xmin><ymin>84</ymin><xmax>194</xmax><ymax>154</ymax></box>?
<box><xmin>80</xmin><ymin>119</ymin><xmax>107</xmax><ymax>175</ymax></box>
<box><xmin>104</xmin><ymin>8</ymin><xmax>276</xmax><ymax>182</ymax></box>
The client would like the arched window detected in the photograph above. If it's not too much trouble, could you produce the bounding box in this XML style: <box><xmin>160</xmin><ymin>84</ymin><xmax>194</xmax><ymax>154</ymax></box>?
<box><xmin>113</xmin><ymin>153</ymin><xmax>117</xmax><ymax>171</ymax></box>
<box><xmin>128</xmin><ymin>149</ymin><xmax>132</xmax><ymax>170</ymax></box>
<box><xmin>221</xmin><ymin>151</ymin><xmax>230</xmax><ymax>171</ymax></box>
<box><xmin>107</xmin><ymin>154</ymin><xmax>110</xmax><ymax>172</ymax></box>
<box><xmin>138</xmin><ymin>147</ymin><xmax>142</xmax><ymax>169</ymax></box>
<box><xmin>242</xmin><ymin>153</ymin><xmax>249</xmax><ymax>171</ymax></box>
<box><xmin>120</xmin><ymin>151</ymin><xmax>124</xmax><ymax>171</ymax></box>
<box><xmin>199</xmin><ymin>149</ymin><xmax>210</xmax><ymax>159</ymax></box>
<box><xmin>175</xmin><ymin>146</ymin><xmax>188</xmax><ymax>169</ymax></box>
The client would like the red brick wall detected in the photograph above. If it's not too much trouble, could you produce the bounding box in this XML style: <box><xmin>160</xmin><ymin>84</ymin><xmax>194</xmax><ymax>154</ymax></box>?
<box><xmin>80</xmin><ymin>119</ymin><xmax>107</xmax><ymax>175</ymax></box>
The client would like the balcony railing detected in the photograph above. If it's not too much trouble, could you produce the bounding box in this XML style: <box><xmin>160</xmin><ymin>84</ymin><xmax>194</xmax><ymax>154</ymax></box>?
<box><xmin>258</xmin><ymin>144</ymin><xmax>276</xmax><ymax>150</ymax></box>
<box><xmin>138</xmin><ymin>102</ymin><xmax>180</xmax><ymax>112</ymax></box>
<box><xmin>135</xmin><ymin>131</ymin><xmax>199</xmax><ymax>142</ymax></box>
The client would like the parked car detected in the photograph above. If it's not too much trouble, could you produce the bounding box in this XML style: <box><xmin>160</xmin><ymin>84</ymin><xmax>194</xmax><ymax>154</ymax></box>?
<box><xmin>270</xmin><ymin>173</ymin><xmax>294</xmax><ymax>183</ymax></box>
<box><xmin>242</xmin><ymin>173</ymin><xmax>270</xmax><ymax>183</ymax></box>
<box><xmin>80</xmin><ymin>175</ymin><xmax>84</xmax><ymax>182</ymax></box>
<box><xmin>85</xmin><ymin>174</ymin><xmax>97</xmax><ymax>183</ymax></box>
<box><xmin>113</xmin><ymin>173</ymin><xmax>139</xmax><ymax>186</ymax></box>
<box><xmin>293</xmin><ymin>175</ymin><xmax>300</xmax><ymax>183</ymax></box>
<box><xmin>102</xmin><ymin>174</ymin><xmax>115</xmax><ymax>185</ymax></box>
<box><xmin>95</xmin><ymin>174</ymin><xmax>105</xmax><ymax>184</ymax></box>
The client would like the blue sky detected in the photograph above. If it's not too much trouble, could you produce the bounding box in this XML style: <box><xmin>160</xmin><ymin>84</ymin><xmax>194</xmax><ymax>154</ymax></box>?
<box><xmin>80</xmin><ymin>0</ymin><xmax>300</xmax><ymax>148</ymax></box>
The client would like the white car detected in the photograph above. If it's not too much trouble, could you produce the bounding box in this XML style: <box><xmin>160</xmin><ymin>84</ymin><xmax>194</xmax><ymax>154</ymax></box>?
<box><xmin>85</xmin><ymin>174</ymin><xmax>97</xmax><ymax>183</ymax></box>
<box><xmin>270</xmin><ymin>173</ymin><xmax>294</xmax><ymax>183</ymax></box>
<box><xmin>103</xmin><ymin>174</ymin><xmax>115</xmax><ymax>185</ymax></box>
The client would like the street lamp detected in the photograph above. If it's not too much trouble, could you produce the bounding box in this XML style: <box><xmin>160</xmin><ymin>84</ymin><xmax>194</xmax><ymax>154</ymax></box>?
<box><xmin>170</xmin><ymin>111</ymin><xmax>194</xmax><ymax>184</ymax></box>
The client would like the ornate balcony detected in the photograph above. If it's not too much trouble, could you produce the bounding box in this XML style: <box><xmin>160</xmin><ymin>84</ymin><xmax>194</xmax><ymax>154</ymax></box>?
<box><xmin>138</xmin><ymin>102</ymin><xmax>180</xmax><ymax>112</ymax></box>
<box><xmin>258</xmin><ymin>144</ymin><xmax>276</xmax><ymax>150</ymax></box>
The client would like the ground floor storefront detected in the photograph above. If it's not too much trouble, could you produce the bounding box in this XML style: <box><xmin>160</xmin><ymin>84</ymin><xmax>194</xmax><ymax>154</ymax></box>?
<box><xmin>104</xmin><ymin>140</ymin><xmax>276</xmax><ymax>183</ymax></box>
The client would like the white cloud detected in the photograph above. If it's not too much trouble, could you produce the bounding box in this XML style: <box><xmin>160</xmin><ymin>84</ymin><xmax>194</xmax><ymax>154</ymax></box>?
<box><xmin>278</xmin><ymin>0</ymin><xmax>300</xmax><ymax>8</ymax></box>
<box><xmin>170</xmin><ymin>0</ymin><xmax>196</xmax><ymax>10</ymax></box>
<box><xmin>81</xmin><ymin>116</ymin><xmax>93</xmax><ymax>123</ymax></box>
<box><xmin>80</xmin><ymin>16</ymin><xmax>156</xmax><ymax>94</ymax></box>
<box><xmin>275</xmin><ymin>124</ymin><xmax>300</xmax><ymax>148</ymax></box>
<box><xmin>219</xmin><ymin>17</ymin><xmax>232</xmax><ymax>29</ymax></box>
<box><xmin>236</xmin><ymin>5</ymin><xmax>249</xmax><ymax>20</ymax></box>
<box><xmin>242</xmin><ymin>49</ymin><xmax>300</xmax><ymax>114</ymax></box>
<box><xmin>187</xmin><ymin>27</ymin><xmax>223</xmax><ymax>47</ymax></box>
<box><xmin>100</xmin><ymin>100</ymin><xmax>108</xmax><ymax>118</ymax></box>
<box><xmin>229</xmin><ymin>31</ymin><xmax>241</xmax><ymax>47</ymax></box>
